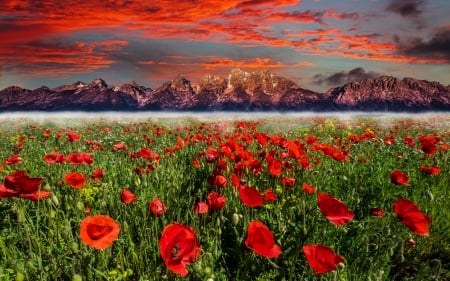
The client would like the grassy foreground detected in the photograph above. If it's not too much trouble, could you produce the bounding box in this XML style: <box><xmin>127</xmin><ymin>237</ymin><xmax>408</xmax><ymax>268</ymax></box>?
<box><xmin>0</xmin><ymin>114</ymin><xmax>449</xmax><ymax>281</ymax></box>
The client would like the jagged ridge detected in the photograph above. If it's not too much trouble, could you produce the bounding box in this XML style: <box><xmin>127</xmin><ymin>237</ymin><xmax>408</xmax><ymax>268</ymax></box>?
<box><xmin>1</xmin><ymin>70</ymin><xmax>449</xmax><ymax>111</ymax></box>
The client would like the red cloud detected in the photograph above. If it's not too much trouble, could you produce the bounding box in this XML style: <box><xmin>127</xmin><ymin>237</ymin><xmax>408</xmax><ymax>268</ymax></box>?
<box><xmin>1</xmin><ymin>0</ymin><xmax>447</xmax><ymax>82</ymax></box>
<box><xmin>1</xmin><ymin>40</ymin><xmax>128</xmax><ymax>75</ymax></box>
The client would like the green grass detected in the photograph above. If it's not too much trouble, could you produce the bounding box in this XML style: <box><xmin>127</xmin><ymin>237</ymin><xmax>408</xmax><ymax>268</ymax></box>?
<box><xmin>0</xmin><ymin>114</ymin><xmax>449</xmax><ymax>281</ymax></box>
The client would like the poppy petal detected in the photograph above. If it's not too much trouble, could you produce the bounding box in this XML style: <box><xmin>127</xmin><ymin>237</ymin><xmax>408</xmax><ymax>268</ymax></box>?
<box><xmin>318</xmin><ymin>192</ymin><xmax>354</xmax><ymax>226</ymax></box>
<box><xmin>394</xmin><ymin>198</ymin><xmax>432</xmax><ymax>236</ymax></box>
<box><xmin>303</xmin><ymin>244</ymin><xmax>344</xmax><ymax>275</ymax></box>
<box><xmin>245</xmin><ymin>220</ymin><xmax>282</xmax><ymax>258</ymax></box>
<box><xmin>238</xmin><ymin>186</ymin><xmax>264</xmax><ymax>207</ymax></box>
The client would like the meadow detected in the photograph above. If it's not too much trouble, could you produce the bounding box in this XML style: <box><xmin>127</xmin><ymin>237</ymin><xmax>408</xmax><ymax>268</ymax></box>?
<box><xmin>0</xmin><ymin>112</ymin><xmax>448</xmax><ymax>281</ymax></box>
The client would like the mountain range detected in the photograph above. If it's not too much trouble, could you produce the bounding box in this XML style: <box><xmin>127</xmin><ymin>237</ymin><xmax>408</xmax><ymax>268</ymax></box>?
<box><xmin>1</xmin><ymin>69</ymin><xmax>449</xmax><ymax>112</ymax></box>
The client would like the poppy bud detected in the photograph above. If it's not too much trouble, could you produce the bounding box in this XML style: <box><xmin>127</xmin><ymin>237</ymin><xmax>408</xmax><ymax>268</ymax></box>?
<box><xmin>76</xmin><ymin>201</ymin><xmax>84</xmax><ymax>211</ymax></box>
<box><xmin>204</xmin><ymin>267</ymin><xmax>212</xmax><ymax>276</ymax></box>
<box><xmin>71</xmin><ymin>242</ymin><xmax>79</xmax><ymax>253</ymax></box>
<box><xmin>49</xmin><ymin>210</ymin><xmax>56</xmax><ymax>219</ymax></box>
<box><xmin>51</xmin><ymin>194</ymin><xmax>60</xmax><ymax>206</ymax></box>
<box><xmin>194</xmin><ymin>201</ymin><xmax>209</xmax><ymax>214</ymax></box>
<box><xmin>369</xmin><ymin>208</ymin><xmax>385</xmax><ymax>217</ymax></box>
<box><xmin>205</xmin><ymin>154</ymin><xmax>215</xmax><ymax>163</ymax></box>
<box><xmin>149</xmin><ymin>198</ymin><xmax>168</xmax><ymax>216</ymax></box>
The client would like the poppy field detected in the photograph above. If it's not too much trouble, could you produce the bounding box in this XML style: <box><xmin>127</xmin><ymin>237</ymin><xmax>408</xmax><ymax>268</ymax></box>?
<box><xmin>0</xmin><ymin>113</ymin><xmax>449</xmax><ymax>281</ymax></box>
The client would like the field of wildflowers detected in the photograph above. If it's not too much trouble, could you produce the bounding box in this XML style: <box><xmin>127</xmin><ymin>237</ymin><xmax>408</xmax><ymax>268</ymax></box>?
<box><xmin>0</xmin><ymin>114</ymin><xmax>448</xmax><ymax>281</ymax></box>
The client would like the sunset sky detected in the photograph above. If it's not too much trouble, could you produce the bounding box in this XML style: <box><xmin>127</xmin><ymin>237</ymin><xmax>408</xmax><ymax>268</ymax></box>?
<box><xmin>1</xmin><ymin>0</ymin><xmax>449</xmax><ymax>92</ymax></box>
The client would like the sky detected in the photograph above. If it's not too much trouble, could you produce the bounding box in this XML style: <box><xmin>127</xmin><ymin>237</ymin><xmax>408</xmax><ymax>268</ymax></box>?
<box><xmin>1</xmin><ymin>0</ymin><xmax>449</xmax><ymax>92</ymax></box>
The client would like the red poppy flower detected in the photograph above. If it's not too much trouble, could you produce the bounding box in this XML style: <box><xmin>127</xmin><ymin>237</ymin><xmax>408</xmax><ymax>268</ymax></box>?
<box><xmin>68</xmin><ymin>153</ymin><xmax>93</xmax><ymax>165</ymax></box>
<box><xmin>347</xmin><ymin>134</ymin><xmax>360</xmax><ymax>144</ymax></box>
<box><xmin>80</xmin><ymin>215</ymin><xmax>120</xmax><ymax>249</ymax></box>
<box><xmin>281</xmin><ymin>177</ymin><xmax>295</xmax><ymax>187</ymax></box>
<box><xmin>4</xmin><ymin>170</ymin><xmax>44</xmax><ymax>194</ymax></box>
<box><xmin>238</xmin><ymin>185</ymin><xmax>264</xmax><ymax>207</ymax></box>
<box><xmin>120</xmin><ymin>188</ymin><xmax>137</xmax><ymax>204</ymax></box>
<box><xmin>19</xmin><ymin>189</ymin><xmax>51</xmax><ymax>202</ymax></box>
<box><xmin>213</xmin><ymin>175</ymin><xmax>228</xmax><ymax>188</ymax></box>
<box><xmin>64</xmin><ymin>172</ymin><xmax>87</xmax><ymax>189</ymax></box>
<box><xmin>91</xmin><ymin>168</ymin><xmax>104</xmax><ymax>179</ymax></box>
<box><xmin>67</xmin><ymin>131</ymin><xmax>81</xmax><ymax>142</ymax></box>
<box><xmin>268</xmin><ymin>158</ymin><xmax>282</xmax><ymax>177</ymax></box>
<box><xmin>1</xmin><ymin>171</ymin><xmax>48</xmax><ymax>201</ymax></box>
<box><xmin>130</xmin><ymin>147</ymin><xmax>160</xmax><ymax>163</ymax></box>
<box><xmin>43</xmin><ymin>153</ymin><xmax>66</xmax><ymax>164</ymax></box>
<box><xmin>420</xmin><ymin>142</ymin><xmax>438</xmax><ymax>155</ymax></box>
<box><xmin>207</xmin><ymin>191</ymin><xmax>226</xmax><ymax>210</ymax></box>
<box><xmin>318</xmin><ymin>192</ymin><xmax>354</xmax><ymax>226</ymax></box>
<box><xmin>245</xmin><ymin>220</ymin><xmax>282</xmax><ymax>259</ymax></box>
<box><xmin>192</xmin><ymin>157</ymin><xmax>201</xmax><ymax>168</ymax></box>
<box><xmin>419</xmin><ymin>164</ymin><xmax>441</xmax><ymax>175</ymax></box>
<box><xmin>305</xmin><ymin>135</ymin><xmax>317</xmax><ymax>144</ymax></box>
<box><xmin>419</xmin><ymin>135</ymin><xmax>440</xmax><ymax>156</ymax></box>
<box><xmin>264</xmin><ymin>189</ymin><xmax>277</xmax><ymax>202</ymax></box>
<box><xmin>303</xmin><ymin>244</ymin><xmax>345</xmax><ymax>275</ymax></box>
<box><xmin>403</xmin><ymin>136</ymin><xmax>415</xmax><ymax>147</ymax></box>
<box><xmin>159</xmin><ymin>223</ymin><xmax>201</xmax><ymax>277</ymax></box>
<box><xmin>394</xmin><ymin>198</ymin><xmax>432</xmax><ymax>236</ymax></box>
<box><xmin>390</xmin><ymin>170</ymin><xmax>410</xmax><ymax>186</ymax></box>
<box><xmin>369</xmin><ymin>208</ymin><xmax>385</xmax><ymax>217</ymax></box>
<box><xmin>231</xmin><ymin>173</ymin><xmax>241</xmax><ymax>187</ymax></box>
<box><xmin>254</xmin><ymin>132</ymin><xmax>269</xmax><ymax>146</ymax></box>
<box><xmin>112</xmin><ymin>143</ymin><xmax>128</xmax><ymax>151</ymax></box>
<box><xmin>0</xmin><ymin>183</ymin><xmax>19</xmax><ymax>198</ymax></box>
<box><xmin>383</xmin><ymin>136</ymin><xmax>396</xmax><ymax>145</ymax></box>
<box><xmin>4</xmin><ymin>154</ymin><xmax>22</xmax><ymax>165</ymax></box>
<box><xmin>302</xmin><ymin>183</ymin><xmax>315</xmax><ymax>195</ymax></box>
<box><xmin>419</xmin><ymin>135</ymin><xmax>440</xmax><ymax>145</ymax></box>
<box><xmin>194</xmin><ymin>201</ymin><xmax>209</xmax><ymax>214</ymax></box>
<box><xmin>149</xmin><ymin>198</ymin><xmax>168</xmax><ymax>216</ymax></box>
<box><xmin>287</xmin><ymin>140</ymin><xmax>305</xmax><ymax>159</ymax></box>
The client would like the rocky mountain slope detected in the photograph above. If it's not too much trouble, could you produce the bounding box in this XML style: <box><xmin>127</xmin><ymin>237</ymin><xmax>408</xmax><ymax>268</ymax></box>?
<box><xmin>327</xmin><ymin>76</ymin><xmax>450</xmax><ymax>111</ymax></box>
<box><xmin>1</xmin><ymin>70</ymin><xmax>449</xmax><ymax>111</ymax></box>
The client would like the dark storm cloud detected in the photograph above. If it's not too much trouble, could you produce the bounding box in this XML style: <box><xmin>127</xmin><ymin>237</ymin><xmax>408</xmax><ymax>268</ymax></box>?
<box><xmin>385</xmin><ymin>0</ymin><xmax>424</xmax><ymax>18</ymax></box>
<box><xmin>313</xmin><ymin>67</ymin><xmax>381</xmax><ymax>87</ymax></box>
<box><xmin>396</xmin><ymin>28</ymin><xmax>450</xmax><ymax>61</ymax></box>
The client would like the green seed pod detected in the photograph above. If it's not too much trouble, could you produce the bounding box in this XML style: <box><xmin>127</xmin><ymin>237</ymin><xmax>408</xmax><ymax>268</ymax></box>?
<box><xmin>232</xmin><ymin>213</ymin><xmax>240</xmax><ymax>226</ymax></box>
<box><xmin>51</xmin><ymin>194</ymin><xmax>60</xmax><ymax>206</ymax></box>
<box><xmin>16</xmin><ymin>208</ymin><xmax>26</xmax><ymax>224</ymax></box>
<box><xmin>72</xmin><ymin>274</ymin><xmax>82</xmax><ymax>281</ymax></box>
<box><xmin>76</xmin><ymin>201</ymin><xmax>84</xmax><ymax>211</ymax></box>
<box><xmin>204</xmin><ymin>267</ymin><xmax>212</xmax><ymax>276</ymax></box>
<box><xmin>43</xmin><ymin>183</ymin><xmax>52</xmax><ymax>191</ymax></box>
<box><xmin>71</xmin><ymin>242</ymin><xmax>79</xmax><ymax>253</ymax></box>
<box><xmin>49</xmin><ymin>210</ymin><xmax>56</xmax><ymax>219</ymax></box>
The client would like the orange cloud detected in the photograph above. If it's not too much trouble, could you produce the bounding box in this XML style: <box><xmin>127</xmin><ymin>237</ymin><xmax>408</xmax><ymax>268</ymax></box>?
<box><xmin>1</xmin><ymin>40</ymin><xmax>128</xmax><ymax>75</ymax></box>
<box><xmin>1</xmin><ymin>0</ymin><xmax>447</xmax><ymax>85</ymax></box>
<box><xmin>200</xmin><ymin>57</ymin><xmax>286</xmax><ymax>69</ymax></box>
